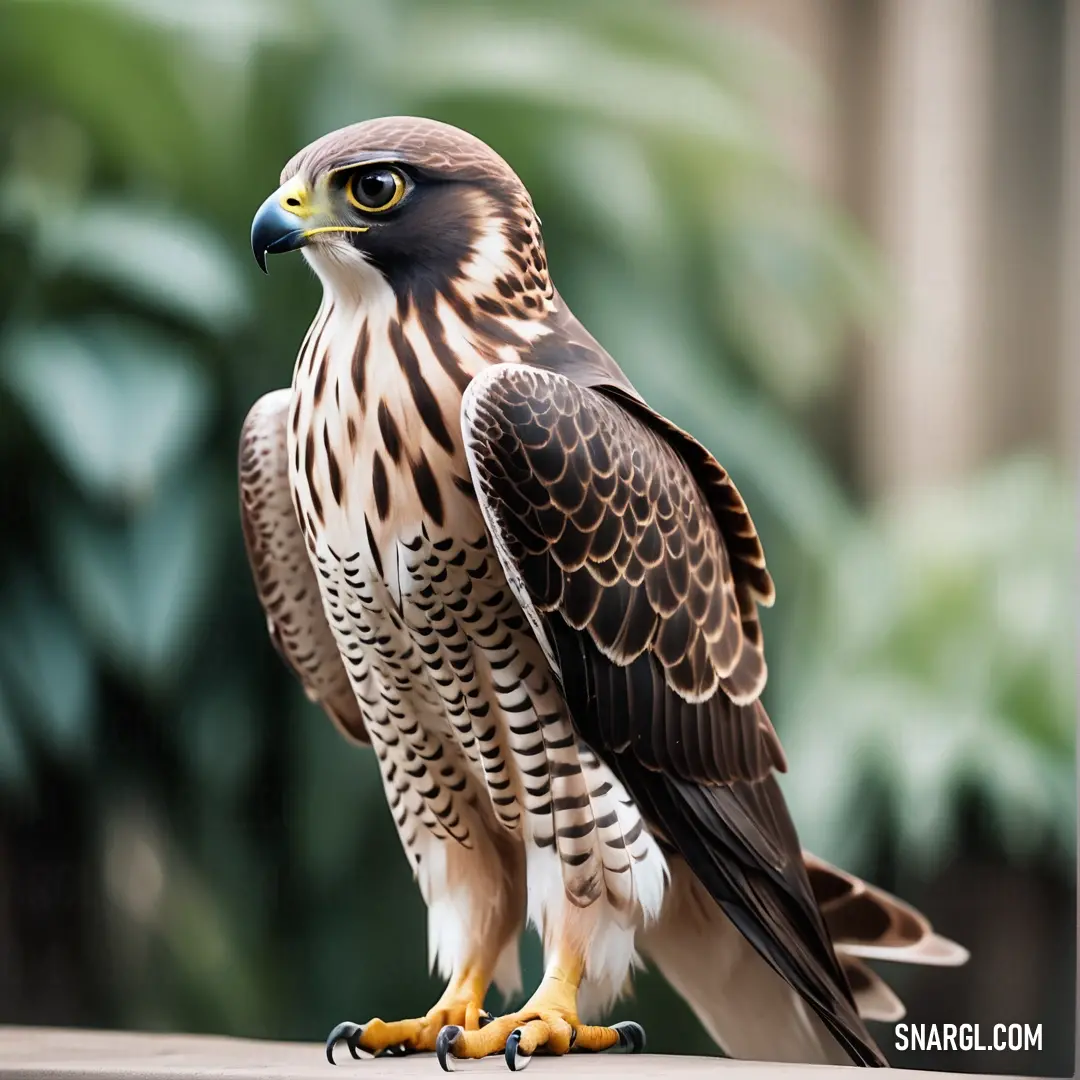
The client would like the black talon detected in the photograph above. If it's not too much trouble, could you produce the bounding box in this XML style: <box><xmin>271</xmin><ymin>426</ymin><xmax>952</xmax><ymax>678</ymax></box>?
<box><xmin>612</xmin><ymin>1021</ymin><xmax>646</xmax><ymax>1054</ymax></box>
<box><xmin>325</xmin><ymin>1021</ymin><xmax>363</xmax><ymax>1064</ymax></box>
<box><xmin>478</xmin><ymin>1010</ymin><xmax>495</xmax><ymax>1028</ymax></box>
<box><xmin>505</xmin><ymin>1028</ymin><xmax>531</xmax><ymax>1071</ymax></box>
<box><xmin>436</xmin><ymin>1025</ymin><xmax>463</xmax><ymax>1072</ymax></box>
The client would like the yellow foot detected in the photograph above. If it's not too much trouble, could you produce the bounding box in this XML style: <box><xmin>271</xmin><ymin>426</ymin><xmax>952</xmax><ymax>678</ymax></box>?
<box><xmin>435</xmin><ymin>1011</ymin><xmax>645</xmax><ymax>1071</ymax></box>
<box><xmin>326</xmin><ymin>1002</ymin><xmax>490</xmax><ymax>1062</ymax></box>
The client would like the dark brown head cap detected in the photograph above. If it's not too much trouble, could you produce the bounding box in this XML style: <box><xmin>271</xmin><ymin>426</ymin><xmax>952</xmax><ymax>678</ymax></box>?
<box><xmin>281</xmin><ymin>116</ymin><xmax>522</xmax><ymax>190</ymax></box>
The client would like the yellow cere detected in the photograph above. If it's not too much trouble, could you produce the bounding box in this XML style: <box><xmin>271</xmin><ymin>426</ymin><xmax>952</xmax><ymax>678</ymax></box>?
<box><xmin>276</xmin><ymin>174</ymin><xmax>317</xmax><ymax>219</ymax></box>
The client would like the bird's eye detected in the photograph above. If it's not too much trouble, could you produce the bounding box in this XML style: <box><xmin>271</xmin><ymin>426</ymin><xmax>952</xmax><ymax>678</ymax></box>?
<box><xmin>345</xmin><ymin>167</ymin><xmax>406</xmax><ymax>213</ymax></box>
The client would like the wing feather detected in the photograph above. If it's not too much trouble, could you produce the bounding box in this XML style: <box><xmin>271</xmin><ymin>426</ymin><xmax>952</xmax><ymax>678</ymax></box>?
<box><xmin>463</xmin><ymin>361</ymin><xmax>884</xmax><ymax>1066</ymax></box>
<box><xmin>239</xmin><ymin>390</ymin><xmax>367</xmax><ymax>743</ymax></box>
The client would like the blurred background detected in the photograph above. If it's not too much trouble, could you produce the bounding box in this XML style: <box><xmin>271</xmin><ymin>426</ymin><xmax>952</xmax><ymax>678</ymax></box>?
<box><xmin>0</xmin><ymin>0</ymin><xmax>1074</xmax><ymax>1074</ymax></box>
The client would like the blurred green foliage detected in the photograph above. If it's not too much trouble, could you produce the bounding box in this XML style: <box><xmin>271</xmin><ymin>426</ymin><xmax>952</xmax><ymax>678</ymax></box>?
<box><xmin>776</xmin><ymin>456</ymin><xmax>1075</xmax><ymax>876</ymax></box>
<box><xmin>0</xmin><ymin>0</ymin><xmax>1073</xmax><ymax>1057</ymax></box>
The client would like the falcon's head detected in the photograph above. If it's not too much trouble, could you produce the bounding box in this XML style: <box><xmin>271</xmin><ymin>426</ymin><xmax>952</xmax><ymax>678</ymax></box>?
<box><xmin>251</xmin><ymin>116</ymin><xmax>553</xmax><ymax>315</ymax></box>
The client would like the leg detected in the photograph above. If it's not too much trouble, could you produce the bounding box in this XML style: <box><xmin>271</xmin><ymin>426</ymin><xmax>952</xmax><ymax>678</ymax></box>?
<box><xmin>436</xmin><ymin>759</ymin><xmax>667</xmax><ymax>1070</ymax></box>
<box><xmin>327</xmin><ymin>823</ymin><xmax>525</xmax><ymax>1061</ymax></box>
<box><xmin>435</xmin><ymin>938</ymin><xmax>645</xmax><ymax>1071</ymax></box>
<box><xmin>326</xmin><ymin>960</ymin><xmax>492</xmax><ymax>1060</ymax></box>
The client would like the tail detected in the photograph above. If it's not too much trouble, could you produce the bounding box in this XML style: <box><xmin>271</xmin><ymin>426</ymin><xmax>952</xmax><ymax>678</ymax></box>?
<box><xmin>804</xmin><ymin>852</ymin><xmax>969</xmax><ymax>1023</ymax></box>
<box><xmin>639</xmin><ymin>853</ymin><xmax>968</xmax><ymax>1065</ymax></box>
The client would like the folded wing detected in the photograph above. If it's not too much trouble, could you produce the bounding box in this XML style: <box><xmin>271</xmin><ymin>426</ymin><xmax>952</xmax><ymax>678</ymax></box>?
<box><xmin>239</xmin><ymin>390</ymin><xmax>367</xmax><ymax>743</ymax></box>
<box><xmin>462</xmin><ymin>362</ymin><xmax>885</xmax><ymax>1066</ymax></box>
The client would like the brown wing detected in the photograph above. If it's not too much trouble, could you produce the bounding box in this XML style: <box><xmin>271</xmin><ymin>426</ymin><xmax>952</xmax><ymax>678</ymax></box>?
<box><xmin>239</xmin><ymin>390</ymin><xmax>367</xmax><ymax>744</ymax></box>
<box><xmin>463</xmin><ymin>362</ymin><xmax>885</xmax><ymax>1066</ymax></box>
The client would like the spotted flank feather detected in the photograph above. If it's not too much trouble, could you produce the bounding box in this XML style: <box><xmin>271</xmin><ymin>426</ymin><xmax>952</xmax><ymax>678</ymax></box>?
<box><xmin>239</xmin><ymin>389</ymin><xmax>367</xmax><ymax>744</ymax></box>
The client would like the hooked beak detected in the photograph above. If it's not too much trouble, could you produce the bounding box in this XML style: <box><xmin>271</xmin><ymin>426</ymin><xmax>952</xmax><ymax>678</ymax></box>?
<box><xmin>250</xmin><ymin>176</ymin><xmax>314</xmax><ymax>273</ymax></box>
<box><xmin>251</xmin><ymin>174</ymin><xmax>371</xmax><ymax>273</ymax></box>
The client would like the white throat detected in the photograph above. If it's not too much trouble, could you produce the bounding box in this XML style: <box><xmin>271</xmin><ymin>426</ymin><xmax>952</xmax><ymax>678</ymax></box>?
<box><xmin>302</xmin><ymin>240</ymin><xmax>396</xmax><ymax>315</ymax></box>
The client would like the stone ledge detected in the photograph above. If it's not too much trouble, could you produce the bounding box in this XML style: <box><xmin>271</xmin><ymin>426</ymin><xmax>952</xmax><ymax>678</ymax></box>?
<box><xmin>0</xmin><ymin>1028</ymin><xmax>994</xmax><ymax>1079</ymax></box>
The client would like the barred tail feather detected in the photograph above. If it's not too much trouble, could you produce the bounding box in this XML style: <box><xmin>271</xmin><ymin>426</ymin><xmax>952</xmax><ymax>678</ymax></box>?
<box><xmin>642</xmin><ymin>854</ymin><xmax>969</xmax><ymax>1062</ymax></box>
<box><xmin>805</xmin><ymin>852</ymin><xmax>970</xmax><ymax>970</ymax></box>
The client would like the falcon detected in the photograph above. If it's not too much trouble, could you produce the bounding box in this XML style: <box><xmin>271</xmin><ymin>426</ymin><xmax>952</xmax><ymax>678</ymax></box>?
<box><xmin>242</xmin><ymin>117</ymin><xmax>966</xmax><ymax>1070</ymax></box>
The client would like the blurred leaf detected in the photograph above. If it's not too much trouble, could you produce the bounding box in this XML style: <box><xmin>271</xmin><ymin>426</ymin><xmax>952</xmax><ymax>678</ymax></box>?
<box><xmin>33</xmin><ymin>201</ymin><xmax>251</xmax><ymax>332</ymax></box>
<box><xmin>96</xmin><ymin>0</ymin><xmax>298</xmax><ymax>52</ymax></box>
<box><xmin>550</xmin><ymin>124</ymin><xmax>669</xmax><ymax>267</ymax></box>
<box><xmin>0</xmin><ymin>2</ymin><xmax>215</xmax><ymax>181</ymax></box>
<box><xmin>710</xmin><ymin>188</ymin><xmax>885</xmax><ymax>402</ymax></box>
<box><xmin>290</xmin><ymin>695</ymin><xmax>384</xmax><ymax>889</ymax></box>
<box><xmin>2</xmin><ymin>319</ymin><xmax>213</xmax><ymax>504</ymax></box>
<box><xmin>0</xmin><ymin>681</ymin><xmax>32</xmax><ymax>794</ymax></box>
<box><xmin>0</xmin><ymin>118</ymin><xmax>95</xmax><ymax>224</ymax></box>
<box><xmin>0</xmin><ymin>571</ymin><xmax>94</xmax><ymax>760</ymax></box>
<box><xmin>777</xmin><ymin>456</ymin><xmax>1075</xmax><ymax>876</ymax></box>
<box><xmin>177</xmin><ymin>674</ymin><xmax>261</xmax><ymax>794</ymax></box>
<box><xmin>50</xmin><ymin>473</ymin><xmax>225</xmax><ymax>687</ymax></box>
<box><xmin>404</xmin><ymin>12</ymin><xmax>764</xmax><ymax>151</ymax></box>
<box><xmin>100</xmin><ymin>797</ymin><xmax>265</xmax><ymax>1034</ymax></box>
